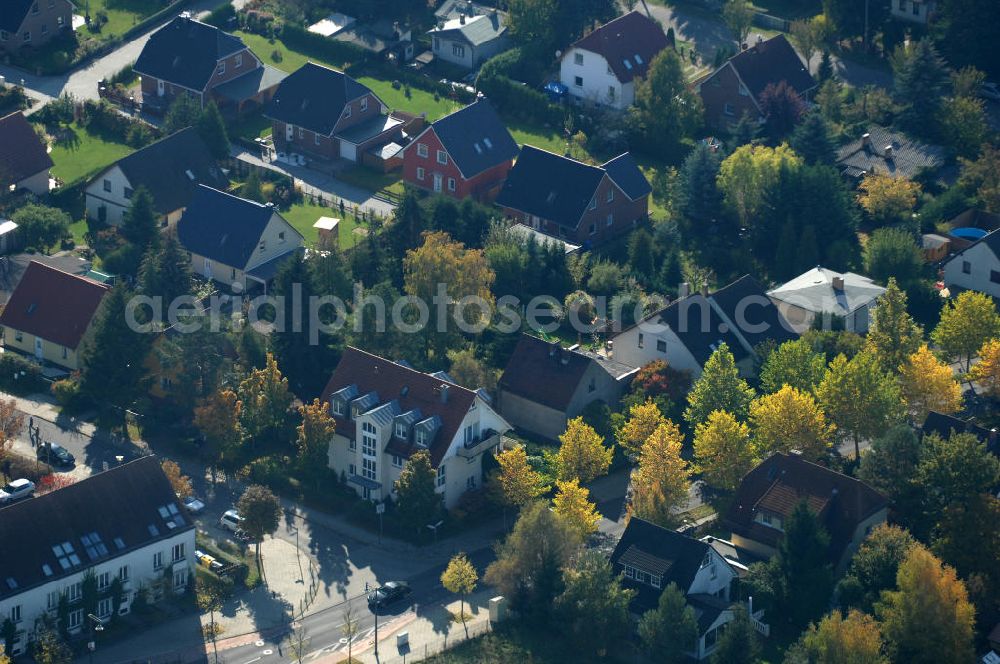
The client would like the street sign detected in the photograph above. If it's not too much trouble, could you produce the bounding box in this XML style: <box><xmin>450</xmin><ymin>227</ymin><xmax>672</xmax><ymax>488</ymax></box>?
<box><xmin>376</xmin><ymin>503</ymin><xmax>385</xmax><ymax>514</ymax></box>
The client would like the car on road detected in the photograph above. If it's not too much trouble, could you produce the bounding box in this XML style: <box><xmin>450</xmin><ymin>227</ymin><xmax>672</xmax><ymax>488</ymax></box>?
<box><xmin>0</xmin><ymin>478</ymin><xmax>35</xmax><ymax>504</ymax></box>
<box><xmin>36</xmin><ymin>442</ymin><xmax>75</xmax><ymax>467</ymax></box>
<box><xmin>220</xmin><ymin>509</ymin><xmax>244</xmax><ymax>532</ymax></box>
<box><xmin>182</xmin><ymin>495</ymin><xmax>206</xmax><ymax>514</ymax></box>
<box><xmin>367</xmin><ymin>581</ymin><xmax>412</xmax><ymax>609</ymax></box>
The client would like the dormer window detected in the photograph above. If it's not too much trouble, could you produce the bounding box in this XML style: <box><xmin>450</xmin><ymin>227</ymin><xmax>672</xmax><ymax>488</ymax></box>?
<box><xmin>235</xmin><ymin>53</ymin><xmax>243</xmax><ymax>68</ymax></box>
<box><xmin>343</xmin><ymin>105</ymin><xmax>352</xmax><ymax>119</ymax></box>
<box><xmin>416</xmin><ymin>429</ymin><xmax>427</xmax><ymax>446</ymax></box>
<box><xmin>217</xmin><ymin>61</ymin><xmax>225</xmax><ymax>76</ymax></box>
<box><xmin>331</xmin><ymin>399</ymin><xmax>344</xmax><ymax>416</ymax></box>
<box><xmin>360</xmin><ymin>97</ymin><xmax>368</xmax><ymax>112</ymax></box>
<box><xmin>395</xmin><ymin>422</ymin><xmax>407</xmax><ymax>439</ymax></box>
<box><xmin>755</xmin><ymin>510</ymin><xmax>784</xmax><ymax>531</ymax></box>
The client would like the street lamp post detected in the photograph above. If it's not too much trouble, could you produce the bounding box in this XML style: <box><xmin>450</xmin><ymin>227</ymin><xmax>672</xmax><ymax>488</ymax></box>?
<box><xmin>86</xmin><ymin>614</ymin><xmax>104</xmax><ymax>664</ymax></box>
<box><xmin>375</xmin><ymin>502</ymin><xmax>385</xmax><ymax>545</ymax></box>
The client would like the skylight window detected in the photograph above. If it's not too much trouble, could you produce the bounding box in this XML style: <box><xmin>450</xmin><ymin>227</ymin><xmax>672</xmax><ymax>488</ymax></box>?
<box><xmin>185</xmin><ymin>169</ymin><xmax>196</xmax><ymax>181</ymax></box>
<box><xmin>483</xmin><ymin>137</ymin><xmax>493</xmax><ymax>149</ymax></box>
<box><xmin>81</xmin><ymin>532</ymin><xmax>108</xmax><ymax>560</ymax></box>
<box><xmin>52</xmin><ymin>542</ymin><xmax>81</xmax><ymax>571</ymax></box>
<box><xmin>634</xmin><ymin>54</ymin><xmax>643</xmax><ymax>64</ymax></box>
<box><xmin>148</xmin><ymin>524</ymin><xmax>160</xmax><ymax>537</ymax></box>
<box><xmin>5</xmin><ymin>578</ymin><xmax>17</xmax><ymax>590</ymax></box>
<box><xmin>41</xmin><ymin>564</ymin><xmax>53</xmax><ymax>577</ymax></box>
<box><xmin>113</xmin><ymin>537</ymin><xmax>125</xmax><ymax>550</ymax></box>
<box><xmin>623</xmin><ymin>59</ymin><xmax>633</xmax><ymax>70</ymax></box>
<box><xmin>473</xmin><ymin>143</ymin><xmax>483</xmax><ymax>154</ymax></box>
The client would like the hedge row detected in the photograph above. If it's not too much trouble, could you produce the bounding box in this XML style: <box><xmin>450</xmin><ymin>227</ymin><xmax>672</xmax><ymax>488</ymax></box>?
<box><xmin>279</xmin><ymin>23</ymin><xmax>370</xmax><ymax>68</ymax></box>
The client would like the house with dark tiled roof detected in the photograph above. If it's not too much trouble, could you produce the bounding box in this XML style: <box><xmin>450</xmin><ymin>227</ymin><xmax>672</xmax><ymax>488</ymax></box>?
<box><xmin>496</xmin><ymin>146</ymin><xmax>650</xmax><ymax>246</ymax></box>
<box><xmin>321</xmin><ymin>347</ymin><xmax>511</xmax><ymax>509</ymax></box>
<box><xmin>698</xmin><ymin>34</ymin><xmax>816</xmax><ymax>130</ymax></box>
<box><xmin>610</xmin><ymin>518</ymin><xmax>761</xmax><ymax>660</ymax></box>
<box><xmin>429</xmin><ymin>7</ymin><xmax>508</xmax><ymax>69</ymax></box>
<box><xmin>609</xmin><ymin>275</ymin><xmax>797</xmax><ymax>377</ymax></box>
<box><xmin>84</xmin><ymin>127</ymin><xmax>228</xmax><ymax>227</ymax></box>
<box><xmin>0</xmin><ymin>111</ymin><xmax>53</xmax><ymax>196</ymax></box>
<box><xmin>0</xmin><ymin>0</ymin><xmax>74</xmax><ymax>54</ymax></box>
<box><xmin>921</xmin><ymin>411</ymin><xmax>999</xmax><ymax>459</ymax></box>
<box><xmin>724</xmin><ymin>452</ymin><xmax>889</xmax><ymax>571</ymax></box>
<box><xmin>134</xmin><ymin>13</ymin><xmax>286</xmax><ymax>114</ymax></box>
<box><xmin>175</xmin><ymin>185</ymin><xmax>303</xmax><ymax>291</ymax></box>
<box><xmin>0</xmin><ymin>261</ymin><xmax>109</xmax><ymax>371</ymax></box>
<box><xmin>836</xmin><ymin>125</ymin><xmax>944</xmax><ymax>182</ymax></box>
<box><xmin>0</xmin><ymin>457</ymin><xmax>195</xmax><ymax>657</ymax></box>
<box><xmin>498</xmin><ymin>334</ymin><xmax>637</xmax><ymax>441</ymax></box>
<box><xmin>401</xmin><ymin>99</ymin><xmax>519</xmax><ymax>202</ymax></box>
<box><xmin>558</xmin><ymin>11</ymin><xmax>669</xmax><ymax>110</ymax></box>
<box><xmin>266</xmin><ymin>62</ymin><xmax>404</xmax><ymax>165</ymax></box>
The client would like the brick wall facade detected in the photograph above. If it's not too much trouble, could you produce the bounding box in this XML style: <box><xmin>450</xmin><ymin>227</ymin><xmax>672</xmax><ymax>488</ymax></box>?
<box><xmin>402</xmin><ymin>128</ymin><xmax>514</xmax><ymax>202</ymax></box>
<box><xmin>0</xmin><ymin>0</ymin><xmax>73</xmax><ymax>53</ymax></box>
<box><xmin>699</xmin><ymin>63</ymin><xmax>761</xmax><ymax>130</ymax></box>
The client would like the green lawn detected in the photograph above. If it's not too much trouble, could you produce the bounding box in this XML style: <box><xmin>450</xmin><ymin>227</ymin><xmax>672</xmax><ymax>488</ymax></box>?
<box><xmin>82</xmin><ymin>0</ymin><xmax>164</xmax><ymax>40</ymax></box>
<box><xmin>336</xmin><ymin>166</ymin><xmax>403</xmax><ymax>196</ymax></box>
<box><xmin>282</xmin><ymin>203</ymin><xmax>364</xmax><ymax>249</ymax></box>
<box><xmin>509</xmin><ymin>124</ymin><xmax>568</xmax><ymax>156</ymax></box>
<box><xmin>47</xmin><ymin>123</ymin><xmax>133</xmax><ymax>185</ymax></box>
<box><xmin>68</xmin><ymin>218</ymin><xmax>89</xmax><ymax>246</ymax></box>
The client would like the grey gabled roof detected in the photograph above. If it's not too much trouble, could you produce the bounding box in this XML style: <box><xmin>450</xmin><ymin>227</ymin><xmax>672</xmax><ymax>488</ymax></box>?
<box><xmin>417</xmin><ymin>99</ymin><xmax>519</xmax><ymax>178</ymax></box>
<box><xmin>767</xmin><ymin>266</ymin><xmax>886</xmax><ymax>316</ymax></box>
<box><xmin>602</xmin><ymin>153</ymin><xmax>651</xmax><ymax>200</ymax></box>
<box><xmin>134</xmin><ymin>15</ymin><xmax>247</xmax><ymax>92</ymax></box>
<box><xmin>265</xmin><ymin>62</ymin><xmax>376</xmax><ymax>137</ymax></box>
<box><xmin>103</xmin><ymin>127</ymin><xmax>228</xmax><ymax>215</ymax></box>
<box><xmin>429</xmin><ymin>12</ymin><xmax>506</xmax><ymax>46</ymax></box>
<box><xmin>836</xmin><ymin>125</ymin><xmax>944</xmax><ymax>180</ymax></box>
<box><xmin>728</xmin><ymin>34</ymin><xmax>816</xmax><ymax>99</ymax></box>
<box><xmin>176</xmin><ymin>185</ymin><xmax>281</xmax><ymax>269</ymax></box>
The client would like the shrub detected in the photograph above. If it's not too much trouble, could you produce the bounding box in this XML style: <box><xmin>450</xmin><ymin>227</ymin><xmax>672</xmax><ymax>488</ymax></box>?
<box><xmin>51</xmin><ymin>377</ymin><xmax>81</xmax><ymax>407</ymax></box>
<box><xmin>278</xmin><ymin>23</ymin><xmax>368</xmax><ymax>68</ymax></box>
<box><xmin>0</xmin><ymin>353</ymin><xmax>46</xmax><ymax>394</ymax></box>
<box><xmin>203</xmin><ymin>3</ymin><xmax>236</xmax><ymax>28</ymax></box>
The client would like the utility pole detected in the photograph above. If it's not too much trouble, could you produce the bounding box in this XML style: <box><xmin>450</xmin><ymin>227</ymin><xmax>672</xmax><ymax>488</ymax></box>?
<box><xmin>864</xmin><ymin>0</ymin><xmax>870</xmax><ymax>53</ymax></box>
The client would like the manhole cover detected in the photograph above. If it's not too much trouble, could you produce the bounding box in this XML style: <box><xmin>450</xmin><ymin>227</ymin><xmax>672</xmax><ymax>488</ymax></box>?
<box><xmin>254</xmin><ymin>640</ymin><xmax>265</xmax><ymax>647</ymax></box>
<box><xmin>339</xmin><ymin>638</ymin><xmax>349</xmax><ymax>645</ymax></box>
<box><xmin>263</xmin><ymin>650</ymin><xmax>273</xmax><ymax>656</ymax></box>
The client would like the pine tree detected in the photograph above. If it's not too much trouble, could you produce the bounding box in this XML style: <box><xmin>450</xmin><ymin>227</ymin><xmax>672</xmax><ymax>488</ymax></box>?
<box><xmin>795</xmin><ymin>225</ymin><xmax>819</xmax><ymax>274</ymax></box>
<box><xmin>892</xmin><ymin>39</ymin><xmax>950</xmax><ymax>134</ymax></box>
<box><xmin>243</xmin><ymin>169</ymin><xmax>264</xmax><ymax>203</ymax></box>
<box><xmin>197</xmin><ymin>101</ymin><xmax>230</xmax><ymax>160</ymax></box>
<box><xmin>680</xmin><ymin>144</ymin><xmax>724</xmax><ymax>235</ymax></box>
<box><xmin>121</xmin><ymin>186</ymin><xmax>159</xmax><ymax>250</ymax></box>
<box><xmin>163</xmin><ymin>93</ymin><xmax>203</xmax><ymax>134</ymax></box>
<box><xmin>638</xmin><ymin>583</ymin><xmax>698</xmax><ymax>663</ymax></box>
<box><xmin>710</xmin><ymin>606</ymin><xmax>761</xmax><ymax>664</ymax></box>
<box><xmin>790</xmin><ymin>112</ymin><xmax>837</xmax><ymax>166</ymax></box>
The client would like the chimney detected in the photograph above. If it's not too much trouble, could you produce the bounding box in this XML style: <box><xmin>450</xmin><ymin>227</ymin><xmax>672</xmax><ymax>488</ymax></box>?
<box><xmin>700</xmin><ymin>282</ymin><xmax>709</xmax><ymax>297</ymax></box>
<box><xmin>440</xmin><ymin>384</ymin><xmax>450</xmax><ymax>404</ymax></box>
<box><xmin>467</xmin><ymin>0</ymin><xmax>475</xmax><ymax>15</ymax></box>
<box><xmin>460</xmin><ymin>13</ymin><xmax>465</xmax><ymax>24</ymax></box>
<box><xmin>678</xmin><ymin>282</ymin><xmax>690</xmax><ymax>298</ymax></box>
<box><xmin>861</xmin><ymin>133</ymin><xmax>871</xmax><ymax>148</ymax></box>
<box><xmin>832</xmin><ymin>276</ymin><xmax>845</xmax><ymax>291</ymax></box>
<box><xmin>884</xmin><ymin>145</ymin><xmax>894</xmax><ymax>158</ymax></box>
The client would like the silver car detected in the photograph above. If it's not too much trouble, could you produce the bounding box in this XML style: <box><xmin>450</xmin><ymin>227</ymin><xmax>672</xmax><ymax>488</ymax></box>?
<box><xmin>0</xmin><ymin>479</ymin><xmax>35</xmax><ymax>503</ymax></box>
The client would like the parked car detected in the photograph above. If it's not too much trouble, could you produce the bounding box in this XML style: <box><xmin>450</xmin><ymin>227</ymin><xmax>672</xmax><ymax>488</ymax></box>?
<box><xmin>183</xmin><ymin>495</ymin><xmax>206</xmax><ymax>515</ymax></box>
<box><xmin>219</xmin><ymin>509</ymin><xmax>244</xmax><ymax>532</ymax></box>
<box><xmin>367</xmin><ymin>581</ymin><xmax>412</xmax><ymax>609</ymax></box>
<box><xmin>0</xmin><ymin>478</ymin><xmax>35</xmax><ymax>504</ymax></box>
<box><xmin>36</xmin><ymin>442</ymin><xmax>75</xmax><ymax>467</ymax></box>
<box><xmin>980</xmin><ymin>82</ymin><xmax>1000</xmax><ymax>102</ymax></box>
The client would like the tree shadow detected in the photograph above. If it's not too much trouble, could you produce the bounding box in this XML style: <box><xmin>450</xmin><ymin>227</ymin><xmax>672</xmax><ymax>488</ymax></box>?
<box><xmin>51</xmin><ymin>124</ymin><xmax>81</xmax><ymax>150</ymax></box>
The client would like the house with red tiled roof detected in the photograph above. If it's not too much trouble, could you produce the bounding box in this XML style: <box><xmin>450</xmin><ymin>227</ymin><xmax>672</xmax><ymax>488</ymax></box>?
<box><xmin>0</xmin><ymin>111</ymin><xmax>53</xmax><ymax>196</ymax></box>
<box><xmin>723</xmin><ymin>452</ymin><xmax>888</xmax><ymax>571</ymax></box>
<box><xmin>0</xmin><ymin>261</ymin><xmax>110</xmax><ymax>371</ymax></box>
<box><xmin>558</xmin><ymin>11</ymin><xmax>669</xmax><ymax>110</ymax></box>
<box><xmin>320</xmin><ymin>347</ymin><xmax>511</xmax><ymax>509</ymax></box>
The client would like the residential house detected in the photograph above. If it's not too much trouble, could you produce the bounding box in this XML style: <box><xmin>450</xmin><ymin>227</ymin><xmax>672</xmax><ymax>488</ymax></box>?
<box><xmin>0</xmin><ymin>111</ymin><xmax>53</xmax><ymax>196</ymax></box>
<box><xmin>435</xmin><ymin>0</ymin><xmax>496</xmax><ymax>20</ymax></box>
<box><xmin>0</xmin><ymin>457</ymin><xmax>195</xmax><ymax>657</ymax></box>
<box><xmin>0</xmin><ymin>220</ymin><xmax>19</xmax><ymax>254</ymax></box>
<box><xmin>497</xmin><ymin>334</ymin><xmax>637</xmax><ymax>441</ymax></box>
<box><xmin>610</xmin><ymin>518</ymin><xmax>758</xmax><ymax>661</ymax></box>
<box><xmin>610</xmin><ymin>275</ymin><xmax>797</xmax><ymax>377</ymax></box>
<box><xmin>836</xmin><ymin>126</ymin><xmax>944</xmax><ymax>182</ymax></box>
<box><xmin>134</xmin><ymin>13</ymin><xmax>286</xmax><ymax>114</ymax></box>
<box><xmin>321</xmin><ymin>347</ymin><xmax>511</xmax><ymax>509</ymax></box>
<box><xmin>922</xmin><ymin>411</ymin><xmax>999</xmax><ymax>459</ymax></box>
<box><xmin>724</xmin><ymin>452</ymin><xmax>889</xmax><ymax>571</ymax></box>
<box><xmin>401</xmin><ymin>99</ymin><xmax>519</xmax><ymax>201</ymax></box>
<box><xmin>496</xmin><ymin>146</ymin><xmax>650</xmax><ymax>246</ymax></box>
<box><xmin>0</xmin><ymin>0</ymin><xmax>73</xmax><ymax>54</ymax></box>
<box><xmin>333</xmin><ymin>19</ymin><xmax>414</xmax><ymax>63</ymax></box>
<box><xmin>266</xmin><ymin>62</ymin><xmax>404</xmax><ymax>164</ymax></box>
<box><xmin>767</xmin><ymin>266</ymin><xmax>886</xmax><ymax>334</ymax></box>
<box><xmin>942</xmin><ymin>226</ymin><xmax>1000</xmax><ymax>299</ymax></box>
<box><xmin>890</xmin><ymin>0</ymin><xmax>935</xmax><ymax>23</ymax></box>
<box><xmin>697</xmin><ymin>34</ymin><xmax>816</xmax><ymax>130</ymax></box>
<box><xmin>84</xmin><ymin>127</ymin><xmax>229</xmax><ymax>227</ymax></box>
<box><xmin>558</xmin><ymin>11</ymin><xmax>668</xmax><ymax>110</ymax></box>
<box><xmin>0</xmin><ymin>261</ymin><xmax>109</xmax><ymax>372</ymax></box>
<box><xmin>429</xmin><ymin>8</ymin><xmax>508</xmax><ymax>69</ymax></box>
<box><xmin>0</xmin><ymin>253</ymin><xmax>91</xmax><ymax>305</ymax></box>
<box><xmin>175</xmin><ymin>185</ymin><xmax>304</xmax><ymax>292</ymax></box>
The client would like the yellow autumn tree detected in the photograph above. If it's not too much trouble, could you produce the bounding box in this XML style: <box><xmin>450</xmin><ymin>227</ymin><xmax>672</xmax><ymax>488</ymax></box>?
<box><xmin>403</xmin><ymin>230</ymin><xmax>495</xmax><ymax>320</ymax></box>
<box><xmin>630</xmin><ymin>421</ymin><xmax>691</xmax><ymax>528</ymax></box>
<box><xmin>615</xmin><ymin>399</ymin><xmax>667</xmax><ymax>458</ymax></box>
<box><xmin>552</xmin><ymin>479</ymin><xmax>601</xmax><ymax>539</ymax></box>
<box><xmin>750</xmin><ymin>385</ymin><xmax>834</xmax><ymax>460</ymax></box>
<box><xmin>496</xmin><ymin>446</ymin><xmax>548</xmax><ymax>509</ymax></box>
<box><xmin>899</xmin><ymin>345</ymin><xmax>961</xmax><ymax>423</ymax></box>
<box><xmin>857</xmin><ymin>173</ymin><xmax>921</xmax><ymax>224</ymax></box>
<box><xmin>557</xmin><ymin>417</ymin><xmax>613</xmax><ymax>483</ymax></box>
<box><xmin>793</xmin><ymin>609</ymin><xmax>887</xmax><ymax>664</ymax></box>
<box><xmin>968</xmin><ymin>338</ymin><xmax>1000</xmax><ymax>399</ymax></box>
<box><xmin>693</xmin><ymin>410</ymin><xmax>756</xmax><ymax>491</ymax></box>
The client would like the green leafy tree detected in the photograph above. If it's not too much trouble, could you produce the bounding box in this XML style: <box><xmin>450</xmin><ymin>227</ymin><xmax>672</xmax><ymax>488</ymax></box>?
<box><xmin>837</xmin><ymin>524</ymin><xmax>916</xmax><ymax>614</ymax></box>
<box><xmin>197</xmin><ymin>100</ymin><xmax>230</xmax><ymax>160</ymax></box>
<box><xmin>930</xmin><ymin>493</ymin><xmax>1000</xmax><ymax>611</ymax></box>
<box><xmin>790</xmin><ymin>112</ymin><xmax>837</xmax><ymax>166</ymax></box>
<box><xmin>710</xmin><ymin>606</ymin><xmax>761</xmax><ymax>664</ymax></box>
<box><xmin>631</xmin><ymin>49</ymin><xmax>703</xmax><ymax>155</ymax></box>
<box><xmin>236</xmin><ymin>484</ymin><xmax>283</xmax><ymax>576</ymax></box>
<box><xmin>163</xmin><ymin>93</ymin><xmax>203</xmax><ymax>134</ymax></box>
<box><xmin>760</xmin><ymin>338</ymin><xmax>828</xmax><ymax>394</ymax></box>
<box><xmin>722</xmin><ymin>0</ymin><xmax>754</xmax><ymax>46</ymax></box>
<box><xmin>556</xmin><ymin>417</ymin><xmax>613</xmax><ymax>483</ymax></box>
<box><xmin>693</xmin><ymin>410</ymin><xmax>756</xmax><ymax>491</ymax></box>
<box><xmin>32</xmin><ymin>627</ymin><xmax>72</xmax><ymax>664</ymax></box>
<box><xmin>931</xmin><ymin>289</ymin><xmax>1000</xmax><ymax>370</ymax></box>
<box><xmin>638</xmin><ymin>582</ymin><xmax>698</xmax><ymax>662</ymax></box>
<box><xmin>556</xmin><ymin>551</ymin><xmax>636</xmax><ymax>658</ymax></box>
<box><xmin>857</xmin><ymin>426</ymin><xmax>922</xmax><ymax>527</ymax></box>
<box><xmin>717</xmin><ymin>143</ymin><xmax>801</xmax><ymax>232</ymax></box>
<box><xmin>915</xmin><ymin>432</ymin><xmax>1000</xmax><ymax>536</ymax></box>
<box><xmin>237</xmin><ymin>353</ymin><xmax>292</xmax><ymax>447</ymax></box>
<box><xmin>394</xmin><ymin>449</ymin><xmax>442</xmax><ymax>531</ymax></box>
<box><xmin>242</xmin><ymin>168</ymin><xmax>264</xmax><ymax>203</ymax></box>
<box><xmin>958</xmin><ymin>145</ymin><xmax>1000</xmax><ymax>212</ymax></box>
<box><xmin>891</xmin><ymin>39</ymin><xmax>950</xmax><ymax>134</ymax></box>
<box><xmin>862</xmin><ymin>228</ymin><xmax>924</xmax><ymax>287</ymax></box>
<box><xmin>684</xmin><ymin>343</ymin><xmax>756</xmax><ymax>426</ymax></box>
<box><xmin>441</xmin><ymin>552</ymin><xmax>478</xmax><ymax>633</ymax></box>
<box><xmin>864</xmin><ymin>279</ymin><xmax>924</xmax><ymax>373</ymax></box>
<box><xmin>11</xmin><ymin>204</ymin><xmax>70</xmax><ymax>250</ymax></box>
<box><xmin>939</xmin><ymin>95</ymin><xmax>988</xmax><ymax>159</ymax></box>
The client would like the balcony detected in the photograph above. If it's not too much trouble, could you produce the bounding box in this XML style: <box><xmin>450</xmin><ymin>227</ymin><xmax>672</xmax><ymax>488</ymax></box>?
<box><xmin>456</xmin><ymin>431</ymin><xmax>502</xmax><ymax>459</ymax></box>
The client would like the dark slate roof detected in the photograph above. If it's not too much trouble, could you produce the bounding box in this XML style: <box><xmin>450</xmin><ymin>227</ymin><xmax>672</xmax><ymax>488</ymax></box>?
<box><xmin>922</xmin><ymin>411</ymin><xmax>993</xmax><ymax>444</ymax></box>
<box><xmin>0</xmin><ymin>456</ymin><xmax>192</xmax><ymax>600</ymax></box>
<box><xmin>320</xmin><ymin>347</ymin><xmax>481</xmax><ymax>467</ymax></box>
<box><xmin>176</xmin><ymin>185</ymin><xmax>279</xmax><ymax>269</ymax></box>
<box><xmin>101</xmin><ymin>127</ymin><xmax>228</xmax><ymax>216</ymax></box>
<box><xmin>724</xmin><ymin>453</ymin><xmax>888</xmax><ymax>566</ymax></box>
<box><xmin>265</xmin><ymin>62</ymin><xmax>375</xmax><ymax>137</ymax></box>
<box><xmin>0</xmin><ymin>111</ymin><xmax>54</xmax><ymax>185</ymax></box>
<box><xmin>134</xmin><ymin>15</ymin><xmax>248</xmax><ymax>92</ymax></box>
<box><xmin>836</xmin><ymin>125</ymin><xmax>945</xmax><ymax>180</ymax></box>
<box><xmin>0</xmin><ymin>253</ymin><xmax>91</xmax><ymax>307</ymax></box>
<box><xmin>418</xmin><ymin>99</ymin><xmax>519</xmax><ymax>178</ymax></box>
<box><xmin>429</xmin><ymin>12</ymin><xmax>506</xmax><ymax>47</ymax></box>
<box><xmin>213</xmin><ymin>64</ymin><xmax>287</xmax><ymax>103</ymax></box>
<box><xmin>497</xmin><ymin>146</ymin><xmax>604</xmax><ymax>228</ymax></box>
<box><xmin>728</xmin><ymin>34</ymin><xmax>816</xmax><ymax>99</ymax></box>
<box><xmin>0</xmin><ymin>0</ymin><xmax>34</xmax><ymax>32</ymax></box>
<box><xmin>602</xmin><ymin>152</ymin><xmax>652</xmax><ymax>200</ymax></box>
<box><xmin>571</xmin><ymin>11</ymin><xmax>668</xmax><ymax>84</ymax></box>
<box><xmin>0</xmin><ymin>261</ymin><xmax>109</xmax><ymax>349</ymax></box>
<box><xmin>610</xmin><ymin>518</ymin><xmax>710</xmax><ymax>614</ymax></box>
<box><xmin>709</xmin><ymin>275</ymin><xmax>798</xmax><ymax>349</ymax></box>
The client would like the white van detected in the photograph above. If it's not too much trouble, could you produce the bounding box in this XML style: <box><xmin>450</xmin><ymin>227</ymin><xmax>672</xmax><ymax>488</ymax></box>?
<box><xmin>219</xmin><ymin>509</ymin><xmax>244</xmax><ymax>532</ymax></box>
<box><xmin>0</xmin><ymin>479</ymin><xmax>35</xmax><ymax>504</ymax></box>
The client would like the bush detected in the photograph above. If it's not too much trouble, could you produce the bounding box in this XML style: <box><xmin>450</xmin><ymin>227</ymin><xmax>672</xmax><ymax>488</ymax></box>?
<box><xmin>203</xmin><ymin>3</ymin><xmax>236</xmax><ymax>28</ymax></box>
<box><xmin>278</xmin><ymin>23</ymin><xmax>368</xmax><ymax>68</ymax></box>
<box><xmin>78</xmin><ymin>99</ymin><xmax>158</xmax><ymax>147</ymax></box>
<box><xmin>0</xmin><ymin>353</ymin><xmax>47</xmax><ymax>394</ymax></box>
<box><xmin>3</xmin><ymin>453</ymin><xmax>54</xmax><ymax>483</ymax></box>
<box><xmin>477</xmin><ymin>74</ymin><xmax>563</xmax><ymax>126</ymax></box>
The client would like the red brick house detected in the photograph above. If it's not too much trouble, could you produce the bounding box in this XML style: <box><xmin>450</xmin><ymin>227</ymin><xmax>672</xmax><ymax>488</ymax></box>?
<box><xmin>495</xmin><ymin>146</ymin><xmax>651</xmax><ymax>246</ymax></box>
<box><xmin>265</xmin><ymin>62</ymin><xmax>404</xmax><ymax>164</ymax></box>
<box><xmin>401</xmin><ymin>99</ymin><xmax>519</xmax><ymax>202</ymax></box>
<box><xmin>134</xmin><ymin>14</ymin><xmax>286</xmax><ymax>115</ymax></box>
<box><xmin>697</xmin><ymin>34</ymin><xmax>816</xmax><ymax>130</ymax></box>
<box><xmin>0</xmin><ymin>0</ymin><xmax>74</xmax><ymax>54</ymax></box>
